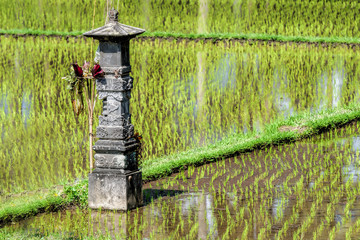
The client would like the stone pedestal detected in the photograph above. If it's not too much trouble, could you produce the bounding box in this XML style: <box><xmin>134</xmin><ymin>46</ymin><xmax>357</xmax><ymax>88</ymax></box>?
<box><xmin>89</xmin><ymin>169</ymin><xmax>142</xmax><ymax>210</ymax></box>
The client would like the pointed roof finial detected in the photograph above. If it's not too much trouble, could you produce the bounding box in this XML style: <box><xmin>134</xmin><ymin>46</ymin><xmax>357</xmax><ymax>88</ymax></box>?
<box><xmin>108</xmin><ymin>8</ymin><xmax>119</xmax><ymax>22</ymax></box>
<box><xmin>83</xmin><ymin>9</ymin><xmax>145</xmax><ymax>40</ymax></box>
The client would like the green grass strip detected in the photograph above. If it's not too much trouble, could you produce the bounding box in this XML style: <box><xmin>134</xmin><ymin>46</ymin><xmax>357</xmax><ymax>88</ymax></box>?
<box><xmin>141</xmin><ymin>102</ymin><xmax>360</xmax><ymax>181</ymax></box>
<box><xmin>0</xmin><ymin>193</ymin><xmax>66</xmax><ymax>226</ymax></box>
<box><xmin>1</xmin><ymin>28</ymin><xmax>360</xmax><ymax>45</ymax></box>
<box><xmin>0</xmin><ymin>179</ymin><xmax>87</xmax><ymax>226</ymax></box>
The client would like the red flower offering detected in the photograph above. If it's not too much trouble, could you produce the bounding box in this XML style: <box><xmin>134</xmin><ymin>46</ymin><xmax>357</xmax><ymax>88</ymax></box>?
<box><xmin>92</xmin><ymin>64</ymin><xmax>104</xmax><ymax>79</ymax></box>
<box><xmin>72</xmin><ymin>63</ymin><xmax>83</xmax><ymax>77</ymax></box>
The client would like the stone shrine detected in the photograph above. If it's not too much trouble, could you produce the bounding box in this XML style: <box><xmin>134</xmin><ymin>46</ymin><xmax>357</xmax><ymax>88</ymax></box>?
<box><xmin>83</xmin><ymin>9</ymin><xmax>145</xmax><ymax>210</ymax></box>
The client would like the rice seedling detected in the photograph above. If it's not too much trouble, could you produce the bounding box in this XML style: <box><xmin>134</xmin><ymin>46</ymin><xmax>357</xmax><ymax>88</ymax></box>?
<box><xmin>0</xmin><ymin>36</ymin><xmax>97</xmax><ymax>195</ymax></box>
<box><xmin>2</xmin><ymin>12</ymin><xmax>360</xmax><ymax>238</ymax></box>
<box><xmin>1</xmin><ymin>0</ymin><xmax>360</xmax><ymax>41</ymax></box>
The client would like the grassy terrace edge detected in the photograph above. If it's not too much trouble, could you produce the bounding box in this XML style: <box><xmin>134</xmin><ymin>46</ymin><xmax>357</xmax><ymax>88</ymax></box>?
<box><xmin>2</xmin><ymin>28</ymin><xmax>360</xmax><ymax>45</ymax></box>
<box><xmin>2</xmin><ymin>102</ymin><xmax>360</xmax><ymax>226</ymax></box>
<box><xmin>141</xmin><ymin>102</ymin><xmax>360</xmax><ymax>180</ymax></box>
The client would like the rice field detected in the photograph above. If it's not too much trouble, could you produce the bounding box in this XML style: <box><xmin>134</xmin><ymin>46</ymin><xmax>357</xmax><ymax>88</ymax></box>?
<box><xmin>1</xmin><ymin>35</ymin><xmax>360</xmax><ymax>195</ymax></box>
<box><xmin>2</xmin><ymin>122</ymin><xmax>360</xmax><ymax>239</ymax></box>
<box><xmin>2</xmin><ymin>1</ymin><xmax>360</xmax><ymax>239</ymax></box>
<box><xmin>1</xmin><ymin>0</ymin><xmax>360</xmax><ymax>38</ymax></box>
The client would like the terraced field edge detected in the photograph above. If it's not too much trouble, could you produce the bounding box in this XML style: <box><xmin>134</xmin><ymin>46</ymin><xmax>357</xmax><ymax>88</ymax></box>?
<box><xmin>141</xmin><ymin>101</ymin><xmax>360</xmax><ymax>181</ymax></box>
<box><xmin>2</xmin><ymin>29</ymin><xmax>360</xmax><ymax>45</ymax></box>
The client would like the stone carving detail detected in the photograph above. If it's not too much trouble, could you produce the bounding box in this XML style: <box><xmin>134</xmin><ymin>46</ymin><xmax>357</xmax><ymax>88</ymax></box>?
<box><xmin>96</xmin><ymin>125</ymin><xmax>134</xmax><ymax>139</ymax></box>
<box><xmin>112</xmin><ymin>79</ymin><xmax>127</xmax><ymax>91</ymax></box>
<box><xmin>102</xmin><ymin>66</ymin><xmax>131</xmax><ymax>75</ymax></box>
<box><xmin>107</xmin><ymin>101</ymin><xmax>120</xmax><ymax>115</ymax></box>
<box><xmin>112</xmin><ymin>155</ymin><xmax>127</xmax><ymax>168</ymax></box>
<box><xmin>96</xmin><ymin>127</ymin><xmax>108</xmax><ymax>138</ymax></box>
<box><xmin>96</xmin><ymin>126</ymin><xmax>124</xmax><ymax>139</ymax></box>
<box><xmin>94</xmin><ymin>152</ymin><xmax>136</xmax><ymax>169</ymax></box>
<box><xmin>95</xmin><ymin>155</ymin><xmax>106</xmax><ymax>165</ymax></box>
<box><xmin>96</xmin><ymin>78</ymin><xmax>107</xmax><ymax>91</ymax></box>
<box><xmin>98</xmin><ymin>91</ymin><xmax>131</xmax><ymax>102</ymax></box>
<box><xmin>126</xmin><ymin>77</ymin><xmax>133</xmax><ymax>89</ymax></box>
<box><xmin>95</xmin><ymin>154</ymin><xmax>127</xmax><ymax>168</ymax></box>
<box><xmin>96</xmin><ymin>77</ymin><xmax>133</xmax><ymax>91</ymax></box>
<box><xmin>99</xmin><ymin>114</ymin><xmax>131</xmax><ymax>126</ymax></box>
<box><xmin>127</xmin><ymin>124</ymin><xmax>134</xmax><ymax>139</ymax></box>
<box><xmin>108</xmin><ymin>8</ymin><xmax>119</xmax><ymax>22</ymax></box>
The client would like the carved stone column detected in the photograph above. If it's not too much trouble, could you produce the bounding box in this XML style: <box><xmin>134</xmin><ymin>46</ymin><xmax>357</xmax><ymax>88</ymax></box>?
<box><xmin>83</xmin><ymin>9</ymin><xmax>145</xmax><ymax>210</ymax></box>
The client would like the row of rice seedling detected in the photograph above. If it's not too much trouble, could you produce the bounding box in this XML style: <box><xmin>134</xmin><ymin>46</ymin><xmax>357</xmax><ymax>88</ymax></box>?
<box><xmin>1</xmin><ymin>35</ymin><xmax>360</xmax><ymax>195</ymax></box>
<box><xmin>0</xmin><ymin>36</ymin><xmax>96</xmax><ymax>195</ymax></box>
<box><xmin>3</xmin><ymin>121</ymin><xmax>360</xmax><ymax>239</ymax></box>
<box><xmin>1</xmin><ymin>0</ymin><xmax>360</xmax><ymax>38</ymax></box>
<box><xmin>132</xmin><ymin>39</ymin><xmax>360</xmax><ymax>161</ymax></box>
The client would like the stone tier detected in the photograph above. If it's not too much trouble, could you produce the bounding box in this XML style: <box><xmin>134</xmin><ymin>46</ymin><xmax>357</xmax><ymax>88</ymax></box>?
<box><xmin>102</xmin><ymin>66</ymin><xmax>131</xmax><ymax>76</ymax></box>
<box><xmin>96</xmin><ymin>124</ymin><xmax>134</xmax><ymax>140</ymax></box>
<box><xmin>94</xmin><ymin>151</ymin><xmax>137</xmax><ymax>170</ymax></box>
<box><xmin>93</xmin><ymin>139</ymin><xmax>138</xmax><ymax>152</ymax></box>
<box><xmin>88</xmin><ymin>169</ymin><xmax>143</xmax><ymax>210</ymax></box>
<box><xmin>98</xmin><ymin>114</ymin><xmax>131</xmax><ymax>126</ymax></box>
<box><xmin>96</xmin><ymin>76</ymin><xmax>133</xmax><ymax>91</ymax></box>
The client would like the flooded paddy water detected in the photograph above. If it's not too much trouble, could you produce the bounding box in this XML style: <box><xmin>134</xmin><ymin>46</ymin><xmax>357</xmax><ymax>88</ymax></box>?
<box><xmin>1</xmin><ymin>36</ymin><xmax>360</xmax><ymax>194</ymax></box>
<box><xmin>2</xmin><ymin>122</ymin><xmax>360</xmax><ymax>239</ymax></box>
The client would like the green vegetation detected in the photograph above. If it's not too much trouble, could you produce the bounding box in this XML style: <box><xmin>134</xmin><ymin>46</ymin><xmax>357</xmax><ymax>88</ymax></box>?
<box><xmin>0</xmin><ymin>36</ymin><xmax>96</xmax><ymax>195</ymax></box>
<box><xmin>0</xmin><ymin>230</ymin><xmax>80</xmax><ymax>240</ymax></box>
<box><xmin>132</xmin><ymin>38</ymin><xmax>360</xmax><ymax>161</ymax></box>
<box><xmin>2</xmin><ymin>1</ymin><xmax>360</xmax><ymax>238</ymax></box>
<box><xmin>3</xmin><ymin>121</ymin><xmax>360</xmax><ymax>238</ymax></box>
<box><xmin>141</xmin><ymin>102</ymin><xmax>360</xmax><ymax>180</ymax></box>
<box><xmin>2</xmin><ymin>102</ymin><xmax>360</xmax><ymax>227</ymax></box>
<box><xmin>1</xmin><ymin>0</ymin><xmax>360</xmax><ymax>38</ymax></box>
<box><xmin>0</xmin><ymin>191</ymin><xmax>65</xmax><ymax>226</ymax></box>
<box><xmin>2</xmin><ymin>35</ymin><xmax>360</xmax><ymax>195</ymax></box>
<box><xmin>62</xmin><ymin>179</ymin><xmax>88</xmax><ymax>208</ymax></box>
<box><xmin>0</xmin><ymin>180</ymin><xmax>88</xmax><ymax>226</ymax></box>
